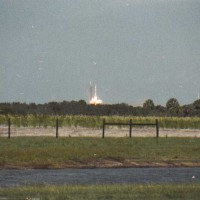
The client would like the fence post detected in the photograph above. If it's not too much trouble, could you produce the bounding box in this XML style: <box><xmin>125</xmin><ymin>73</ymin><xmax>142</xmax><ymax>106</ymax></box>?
<box><xmin>102</xmin><ymin>119</ymin><xmax>105</xmax><ymax>139</ymax></box>
<box><xmin>156</xmin><ymin>119</ymin><xmax>159</xmax><ymax>138</ymax></box>
<box><xmin>8</xmin><ymin>118</ymin><xmax>11</xmax><ymax>139</ymax></box>
<box><xmin>129</xmin><ymin>119</ymin><xmax>132</xmax><ymax>138</ymax></box>
<box><xmin>56</xmin><ymin>118</ymin><xmax>58</xmax><ymax>138</ymax></box>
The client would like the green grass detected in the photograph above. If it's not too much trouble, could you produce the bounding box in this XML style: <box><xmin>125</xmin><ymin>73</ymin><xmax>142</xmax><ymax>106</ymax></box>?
<box><xmin>0</xmin><ymin>137</ymin><xmax>200</xmax><ymax>168</ymax></box>
<box><xmin>0</xmin><ymin>184</ymin><xmax>200</xmax><ymax>199</ymax></box>
<box><xmin>1</xmin><ymin>114</ymin><xmax>200</xmax><ymax>129</ymax></box>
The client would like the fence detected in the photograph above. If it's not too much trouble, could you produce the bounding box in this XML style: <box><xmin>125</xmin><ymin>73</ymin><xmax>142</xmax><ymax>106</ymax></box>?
<box><xmin>2</xmin><ymin>118</ymin><xmax>159</xmax><ymax>138</ymax></box>
<box><xmin>102</xmin><ymin>119</ymin><xmax>159</xmax><ymax>138</ymax></box>
<box><xmin>1</xmin><ymin>118</ymin><xmax>59</xmax><ymax>139</ymax></box>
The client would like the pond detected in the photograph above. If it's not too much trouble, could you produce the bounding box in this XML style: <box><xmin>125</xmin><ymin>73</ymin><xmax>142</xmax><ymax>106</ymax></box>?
<box><xmin>0</xmin><ymin>167</ymin><xmax>199</xmax><ymax>187</ymax></box>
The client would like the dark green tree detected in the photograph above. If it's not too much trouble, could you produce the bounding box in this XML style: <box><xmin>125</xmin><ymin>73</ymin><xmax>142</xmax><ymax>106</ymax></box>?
<box><xmin>166</xmin><ymin>98</ymin><xmax>180</xmax><ymax>110</ymax></box>
<box><xmin>143</xmin><ymin>99</ymin><xmax>155</xmax><ymax>110</ymax></box>
<box><xmin>166</xmin><ymin>98</ymin><xmax>180</xmax><ymax>115</ymax></box>
<box><xmin>193</xmin><ymin>99</ymin><xmax>200</xmax><ymax>110</ymax></box>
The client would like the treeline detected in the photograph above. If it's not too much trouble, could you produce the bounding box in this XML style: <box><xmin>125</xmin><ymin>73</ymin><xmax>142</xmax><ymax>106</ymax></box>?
<box><xmin>0</xmin><ymin>98</ymin><xmax>200</xmax><ymax>117</ymax></box>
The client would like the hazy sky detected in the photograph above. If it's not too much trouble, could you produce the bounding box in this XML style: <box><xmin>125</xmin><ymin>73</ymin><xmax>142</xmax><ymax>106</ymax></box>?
<box><xmin>1</xmin><ymin>0</ymin><xmax>200</xmax><ymax>105</ymax></box>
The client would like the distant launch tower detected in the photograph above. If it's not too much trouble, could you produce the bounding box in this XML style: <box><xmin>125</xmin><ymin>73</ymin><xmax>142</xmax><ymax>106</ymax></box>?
<box><xmin>89</xmin><ymin>82</ymin><xmax>103</xmax><ymax>105</ymax></box>
<box><xmin>89</xmin><ymin>81</ymin><xmax>93</xmax><ymax>103</ymax></box>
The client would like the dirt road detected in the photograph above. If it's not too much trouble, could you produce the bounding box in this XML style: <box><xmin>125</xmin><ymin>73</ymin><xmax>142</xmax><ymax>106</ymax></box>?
<box><xmin>1</xmin><ymin>126</ymin><xmax>200</xmax><ymax>137</ymax></box>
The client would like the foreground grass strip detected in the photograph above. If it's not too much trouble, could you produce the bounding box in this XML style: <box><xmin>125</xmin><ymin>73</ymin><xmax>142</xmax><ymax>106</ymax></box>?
<box><xmin>0</xmin><ymin>184</ymin><xmax>200</xmax><ymax>200</ymax></box>
<box><xmin>0</xmin><ymin>137</ymin><xmax>200</xmax><ymax>168</ymax></box>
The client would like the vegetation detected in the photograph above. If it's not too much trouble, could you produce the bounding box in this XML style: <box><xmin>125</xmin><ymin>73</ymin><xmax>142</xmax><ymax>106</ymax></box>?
<box><xmin>0</xmin><ymin>184</ymin><xmax>200</xmax><ymax>199</ymax></box>
<box><xmin>0</xmin><ymin>97</ymin><xmax>200</xmax><ymax>116</ymax></box>
<box><xmin>1</xmin><ymin>100</ymin><xmax>199</xmax><ymax>200</ymax></box>
<box><xmin>143</xmin><ymin>99</ymin><xmax>155</xmax><ymax>110</ymax></box>
<box><xmin>0</xmin><ymin>137</ymin><xmax>200</xmax><ymax>168</ymax></box>
<box><xmin>1</xmin><ymin>114</ymin><xmax>200</xmax><ymax>129</ymax></box>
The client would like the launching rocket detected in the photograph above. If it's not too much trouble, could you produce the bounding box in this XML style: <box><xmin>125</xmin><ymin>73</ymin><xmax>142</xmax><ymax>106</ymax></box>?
<box><xmin>89</xmin><ymin>82</ymin><xmax>103</xmax><ymax>105</ymax></box>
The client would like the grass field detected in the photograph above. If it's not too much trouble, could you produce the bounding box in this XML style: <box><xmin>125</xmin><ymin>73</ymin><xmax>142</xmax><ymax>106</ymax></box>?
<box><xmin>0</xmin><ymin>184</ymin><xmax>200</xmax><ymax>199</ymax></box>
<box><xmin>1</xmin><ymin>115</ymin><xmax>200</xmax><ymax>129</ymax></box>
<box><xmin>1</xmin><ymin>117</ymin><xmax>200</xmax><ymax>199</ymax></box>
<box><xmin>1</xmin><ymin>136</ymin><xmax>200</xmax><ymax>199</ymax></box>
<box><xmin>0</xmin><ymin>137</ymin><xmax>200</xmax><ymax>168</ymax></box>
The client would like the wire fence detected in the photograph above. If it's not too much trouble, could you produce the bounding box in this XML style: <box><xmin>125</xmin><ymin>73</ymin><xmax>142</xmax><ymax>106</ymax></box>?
<box><xmin>1</xmin><ymin>118</ymin><xmax>200</xmax><ymax>138</ymax></box>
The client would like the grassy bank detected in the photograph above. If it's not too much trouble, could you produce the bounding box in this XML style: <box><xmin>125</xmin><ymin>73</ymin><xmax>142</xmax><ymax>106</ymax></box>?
<box><xmin>0</xmin><ymin>137</ymin><xmax>200</xmax><ymax>168</ymax></box>
<box><xmin>1</xmin><ymin>115</ymin><xmax>200</xmax><ymax>129</ymax></box>
<box><xmin>0</xmin><ymin>184</ymin><xmax>200</xmax><ymax>199</ymax></box>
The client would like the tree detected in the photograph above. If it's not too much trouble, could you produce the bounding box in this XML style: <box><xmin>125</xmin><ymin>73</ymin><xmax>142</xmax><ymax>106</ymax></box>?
<box><xmin>143</xmin><ymin>99</ymin><xmax>155</xmax><ymax>110</ymax></box>
<box><xmin>166</xmin><ymin>98</ymin><xmax>180</xmax><ymax>110</ymax></box>
<box><xmin>182</xmin><ymin>105</ymin><xmax>193</xmax><ymax>117</ymax></box>
<box><xmin>166</xmin><ymin>98</ymin><xmax>180</xmax><ymax>115</ymax></box>
<box><xmin>78</xmin><ymin>99</ymin><xmax>87</xmax><ymax>105</ymax></box>
<box><xmin>193</xmin><ymin>99</ymin><xmax>200</xmax><ymax>110</ymax></box>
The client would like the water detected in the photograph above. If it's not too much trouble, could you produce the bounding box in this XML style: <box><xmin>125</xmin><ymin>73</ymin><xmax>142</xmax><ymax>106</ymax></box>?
<box><xmin>0</xmin><ymin>167</ymin><xmax>199</xmax><ymax>187</ymax></box>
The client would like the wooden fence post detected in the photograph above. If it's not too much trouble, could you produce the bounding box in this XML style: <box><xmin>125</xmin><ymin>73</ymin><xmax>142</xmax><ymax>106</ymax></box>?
<box><xmin>102</xmin><ymin>119</ymin><xmax>105</xmax><ymax>139</ymax></box>
<box><xmin>156</xmin><ymin>119</ymin><xmax>159</xmax><ymax>138</ymax></box>
<box><xmin>56</xmin><ymin>118</ymin><xmax>58</xmax><ymax>138</ymax></box>
<box><xmin>8</xmin><ymin>118</ymin><xmax>11</xmax><ymax>139</ymax></box>
<box><xmin>129</xmin><ymin>119</ymin><xmax>132</xmax><ymax>138</ymax></box>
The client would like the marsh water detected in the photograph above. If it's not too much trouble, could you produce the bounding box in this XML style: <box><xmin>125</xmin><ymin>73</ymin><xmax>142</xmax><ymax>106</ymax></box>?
<box><xmin>0</xmin><ymin>168</ymin><xmax>199</xmax><ymax>187</ymax></box>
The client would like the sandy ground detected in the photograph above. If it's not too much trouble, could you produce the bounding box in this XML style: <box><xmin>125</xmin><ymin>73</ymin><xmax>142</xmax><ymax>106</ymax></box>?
<box><xmin>1</xmin><ymin>125</ymin><xmax>200</xmax><ymax>137</ymax></box>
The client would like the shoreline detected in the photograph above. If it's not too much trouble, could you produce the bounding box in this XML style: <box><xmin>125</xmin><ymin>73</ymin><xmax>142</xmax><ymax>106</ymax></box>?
<box><xmin>1</xmin><ymin>159</ymin><xmax>200</xmax><ymax>170</ymax></box>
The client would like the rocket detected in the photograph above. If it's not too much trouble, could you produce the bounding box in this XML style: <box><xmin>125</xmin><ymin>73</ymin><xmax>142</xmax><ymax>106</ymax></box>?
<box><xmin>89</xmin><ymin>81</ymin><xmax>103</xmax><ymax>105</ymax></box>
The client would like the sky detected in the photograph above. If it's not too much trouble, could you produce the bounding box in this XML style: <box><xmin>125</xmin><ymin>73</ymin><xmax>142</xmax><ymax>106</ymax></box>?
<box><xmin>0</xmin><ymin>0</ymin><xmax>200</xmax><ymax>106</ymax></box>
